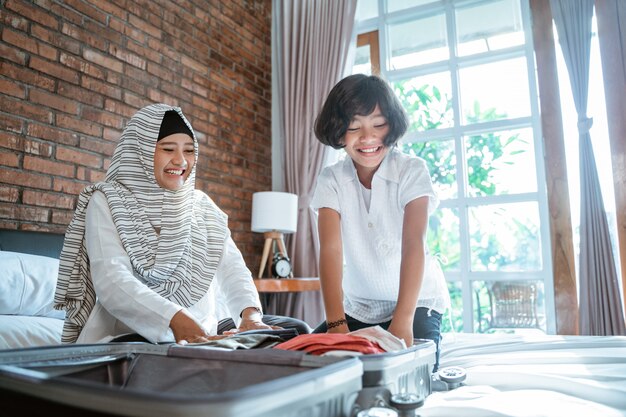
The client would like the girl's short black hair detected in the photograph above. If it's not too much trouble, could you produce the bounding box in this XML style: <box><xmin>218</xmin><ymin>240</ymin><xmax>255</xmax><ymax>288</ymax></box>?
<box><xmin>314</xmin><ymin>74</ymin><xmax>409</xmax><ymax>149</ymax></box>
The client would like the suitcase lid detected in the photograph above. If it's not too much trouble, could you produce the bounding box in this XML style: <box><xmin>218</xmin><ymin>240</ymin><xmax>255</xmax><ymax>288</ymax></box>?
<box><xmin>0</xmin><ymin>342</ymin><xmax>364</xmax><ymax>417</ymax></box>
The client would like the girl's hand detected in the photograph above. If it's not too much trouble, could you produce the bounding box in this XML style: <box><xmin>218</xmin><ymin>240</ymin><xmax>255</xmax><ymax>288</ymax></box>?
<box><xmin>388</xmin><ymin>321</ymin><xmax>414</xmax><ymax>348</ymax></box>
<box><xmin>327</xmin><ymin>323</ymin><xmax>350</xmax><ymax>334</ymax></box>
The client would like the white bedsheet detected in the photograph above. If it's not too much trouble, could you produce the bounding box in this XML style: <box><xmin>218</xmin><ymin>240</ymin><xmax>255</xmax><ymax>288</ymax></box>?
<box><xmin>420</xmin><ymin>333</ymin><xmax>626</xmax><ymax>417</ymax></box>
<box><xmin>0</xmin><ymin>315</ymin><xmax>63</xmax><ymax>349</ymax></box>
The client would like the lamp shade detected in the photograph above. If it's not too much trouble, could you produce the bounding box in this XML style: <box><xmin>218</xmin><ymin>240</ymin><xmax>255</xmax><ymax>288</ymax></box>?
<box><xmin>251</xmin><ymin>191</ymin><xmax>298</xmax><ymax>233</ymax></box>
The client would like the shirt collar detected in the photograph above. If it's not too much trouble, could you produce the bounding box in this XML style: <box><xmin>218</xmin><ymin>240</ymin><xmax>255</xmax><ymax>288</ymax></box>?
<box><xmin>340</xmin><ymin>146</ymin><xmax>401</xmax><ymax>184</ymax></box>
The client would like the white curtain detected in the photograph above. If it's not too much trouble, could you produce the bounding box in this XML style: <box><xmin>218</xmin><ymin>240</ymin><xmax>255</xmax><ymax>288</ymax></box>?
<box><xmin>550</xmin><ymin>0</ymin><xmax>626</xmax><ymax>335</ymax></box>
<box><xmin>270</xmin><ymin>0</ymin><xmax>357</xmax><ymax>326</ymax></box>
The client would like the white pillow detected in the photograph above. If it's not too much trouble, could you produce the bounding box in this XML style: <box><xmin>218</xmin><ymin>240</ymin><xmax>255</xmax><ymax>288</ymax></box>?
<box><xmin>0</xmin><ymin>251</ymin><xmax>65</xmax><ymax>319</ymax></box>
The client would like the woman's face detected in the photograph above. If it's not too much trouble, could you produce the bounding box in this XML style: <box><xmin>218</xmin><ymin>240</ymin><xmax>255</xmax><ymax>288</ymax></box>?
<box><xmin>153</xmin><ymin>133</ymin><xmax>195</xmax><ymax>190</ymax></box>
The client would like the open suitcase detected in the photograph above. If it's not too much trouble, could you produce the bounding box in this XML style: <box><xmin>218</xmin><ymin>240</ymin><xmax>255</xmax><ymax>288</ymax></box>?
<box><xmin>0</xmin><ymin>342</ymin><xmax>363</xmax><ymax>417</ymax></box>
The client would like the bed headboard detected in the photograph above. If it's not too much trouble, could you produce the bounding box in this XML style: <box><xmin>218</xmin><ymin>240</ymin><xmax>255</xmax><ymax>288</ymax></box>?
<box><xmin>0</xmin><ymin>229</ymin><xmax>65</xmax><ymax>259</ymax></box>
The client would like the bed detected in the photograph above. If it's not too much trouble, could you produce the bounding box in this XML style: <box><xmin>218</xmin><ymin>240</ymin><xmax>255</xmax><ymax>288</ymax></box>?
<box><xmin>423</xmin><ymin>332</ymin><xmax>626</xmax><ymax>417</ymax></box>
<box><xmin>1</xmin><ymin>231</ymin><xmax>625</xmax><ymax>417</ymax></box>
<box><xmin>0</xmin><ymin>230</ymin><xmax>65</xmax><ymax>349</ymax></box>
<box><xmin>0</xmin><ymin>251</ymin><xmax>65</xmax><ymax>349</ymax></box>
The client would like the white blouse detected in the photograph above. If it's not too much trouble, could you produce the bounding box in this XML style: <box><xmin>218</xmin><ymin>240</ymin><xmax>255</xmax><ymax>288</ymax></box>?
<box><xmin>77</xmin><ymin>191</ymin><xmax>261</xmax><ymax>343</ymax></box>
<box><xmin>311</xmin><ymin>148</ymin><xmax>450</xmax><ymax>323</ymax></box>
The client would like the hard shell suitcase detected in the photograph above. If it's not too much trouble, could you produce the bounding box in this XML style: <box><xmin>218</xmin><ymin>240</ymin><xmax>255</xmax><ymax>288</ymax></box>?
<box><xmin>0</xmin><ymin>342</ymin><xmax>363</xmax><ymax>417</ymax></box>
<box><xmin>353</xmin><ymin>338</ymin><xmax>436</xmax><ymax>413</ymax></box>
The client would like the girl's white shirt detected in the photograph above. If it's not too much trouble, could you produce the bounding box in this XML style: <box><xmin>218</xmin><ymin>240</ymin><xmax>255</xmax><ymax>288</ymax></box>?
<box><xmin>77</xmin><ymin>191</ymin><xmax>261</xmax><ymax>343</ymax></box>
<box><xmin>311</xmin><ymin>147</ymin><xmax>450</xmax><ymax>323</ymax></box>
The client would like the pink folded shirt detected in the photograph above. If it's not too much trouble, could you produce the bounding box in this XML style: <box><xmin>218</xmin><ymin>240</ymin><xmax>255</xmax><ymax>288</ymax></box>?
<box><xmin>273</xmin><ymin>333</ymin><xmax>386</xmax><ymax>355</ymax></box>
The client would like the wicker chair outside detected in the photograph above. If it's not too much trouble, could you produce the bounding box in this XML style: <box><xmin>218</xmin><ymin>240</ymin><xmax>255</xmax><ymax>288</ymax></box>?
<box><xmin>477</xmin><ymin>281</ymin><xmax>540</xmax><ymax>332</ymax></box>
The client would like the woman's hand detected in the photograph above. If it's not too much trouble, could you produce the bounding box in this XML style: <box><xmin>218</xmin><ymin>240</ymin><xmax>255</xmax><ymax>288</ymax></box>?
<box><xmin>170</xmin><ymin>309</ymin><xmax>224</xmax><ymax>344</ymax></box>
<box><xmin>223</xmin><ymin>307</ymin><xmax>281</xmax><ymax>335</ymax></box>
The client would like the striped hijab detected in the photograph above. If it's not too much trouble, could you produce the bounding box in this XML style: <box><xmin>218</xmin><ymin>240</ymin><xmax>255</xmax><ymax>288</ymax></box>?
<box><xmin>54</xmin><ymin>103</ymin><xmax>228</xmax><ymax>343</ymax></box>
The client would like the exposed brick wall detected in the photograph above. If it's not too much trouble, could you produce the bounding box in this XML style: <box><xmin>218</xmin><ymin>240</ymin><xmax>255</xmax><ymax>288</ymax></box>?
<box><xmin>0</xmin><ymin>0</ymin><xmax>272</xmax><ymax>271</ymax></box>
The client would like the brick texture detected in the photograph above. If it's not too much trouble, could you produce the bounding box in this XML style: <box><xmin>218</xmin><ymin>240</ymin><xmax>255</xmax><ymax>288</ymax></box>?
<box><xmin>0</xmin><ymin>0</ymin><xmax>272</xmax><ymax>270</ymax></box>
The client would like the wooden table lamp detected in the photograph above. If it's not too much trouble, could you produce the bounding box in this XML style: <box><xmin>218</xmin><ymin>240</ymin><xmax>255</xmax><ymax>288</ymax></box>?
<box><xmin>251</xmin><ymin>191</ymin><xmax>298</xmax><ymax>278</ymax></box>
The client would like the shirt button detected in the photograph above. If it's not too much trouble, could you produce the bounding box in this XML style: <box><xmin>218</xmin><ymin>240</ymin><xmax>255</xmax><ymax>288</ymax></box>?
<box><xmin>368</xmin><ymin>222</ymin><xmax>373</xmax><ymax>228</ymax></box>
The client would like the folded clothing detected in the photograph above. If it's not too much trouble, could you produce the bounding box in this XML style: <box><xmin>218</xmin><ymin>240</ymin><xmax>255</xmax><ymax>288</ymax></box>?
<box><xmin>273</xmin><ymin>333</ymin><xmax>386</xmax><ymax>355</ymax></box>
<box><xmin>349</xmin><ymin>326</ymin><xmax>406</xmax><ymax>352</ymax></box>
<box><xmin>188</xmin><ymin>334</ymin><xmax>284</xmax><ymax>349</ymax></box>
<box><xmin>237</xmin><ymin>328</ymin><xmax>299</xmax><ymax>341</ymax></box>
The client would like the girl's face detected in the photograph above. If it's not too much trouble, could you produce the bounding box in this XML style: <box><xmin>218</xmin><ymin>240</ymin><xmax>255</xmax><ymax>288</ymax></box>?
<box><xmin>153</xmin><ymin>133</ymin><xmax>195</xmax><ymax>190</ymax></box>
<box><xmin>343</xmin><ymin>104</ymin><xmax>390</xmax><ymax>174</ymax></box>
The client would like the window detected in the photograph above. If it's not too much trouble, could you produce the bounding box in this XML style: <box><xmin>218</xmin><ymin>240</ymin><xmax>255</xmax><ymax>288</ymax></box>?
<box><xmin>351</xmin><ymin>0</ymin><xmax>553</xmax><ymax>333</ymax></box>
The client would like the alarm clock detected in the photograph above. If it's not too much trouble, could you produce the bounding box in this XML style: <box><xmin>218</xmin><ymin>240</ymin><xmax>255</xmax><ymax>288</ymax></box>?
<box><xmin>271</xmin><ymin>252</ymin><xmax>292</xmax><ymax>278</ymax></box>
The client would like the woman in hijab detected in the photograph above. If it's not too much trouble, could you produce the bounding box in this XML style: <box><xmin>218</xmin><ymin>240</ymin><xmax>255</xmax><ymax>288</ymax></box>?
<box><xmin>54</xmin><ymin>103</ymin><xmax>309</xmax><ymax>344</ymax></box>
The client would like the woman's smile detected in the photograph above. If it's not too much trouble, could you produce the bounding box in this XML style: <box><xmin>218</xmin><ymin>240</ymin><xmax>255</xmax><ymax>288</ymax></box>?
<box><xmin>153</xmin><ymin>133</ymin><xmax>195</xmax><ymax>190</ymax></box>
